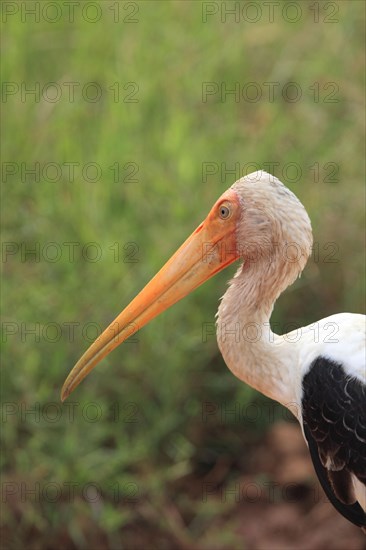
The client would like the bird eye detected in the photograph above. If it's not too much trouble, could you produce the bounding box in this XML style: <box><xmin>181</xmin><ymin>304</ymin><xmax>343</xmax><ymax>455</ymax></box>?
<box><xmin>219</xmin><ymin>203</ymin><xmax>231</xmax><ymax>219</ymax></box>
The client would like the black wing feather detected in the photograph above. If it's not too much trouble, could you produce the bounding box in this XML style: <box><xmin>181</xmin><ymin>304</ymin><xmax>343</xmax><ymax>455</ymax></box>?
<box><xmin>302</xmin><ymin>356</ymin><xmax>366</xmax><ymax>528</ymax></box>
<box><xmin>304</xmin><ymin>423</ymin><xmax>366</xmax><ymax>526</ymax></box>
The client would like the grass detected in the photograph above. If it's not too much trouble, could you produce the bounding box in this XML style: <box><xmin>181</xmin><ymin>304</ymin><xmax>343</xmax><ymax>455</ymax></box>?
<box><xmin>1</xmin><ymin>1</ymin><xmax>365</xmax><ymax>548</ymax></box>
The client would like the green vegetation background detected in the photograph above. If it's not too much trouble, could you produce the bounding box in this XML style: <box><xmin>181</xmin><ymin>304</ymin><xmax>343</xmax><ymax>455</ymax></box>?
<box><xmin>2</xmin><ymin>1</ymin><xmax>365</xmax><ymax>548</ymax></box>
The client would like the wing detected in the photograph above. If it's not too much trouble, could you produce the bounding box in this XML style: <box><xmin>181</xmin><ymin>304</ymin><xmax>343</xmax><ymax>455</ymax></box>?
<box><xmin>302</xmin><ymin>356</ymin><xmax>366</xmax><ymax>529</ymax></box>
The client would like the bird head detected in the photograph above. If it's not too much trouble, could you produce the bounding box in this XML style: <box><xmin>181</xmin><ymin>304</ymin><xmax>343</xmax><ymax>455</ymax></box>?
<box><xmin>61</xmin><ymin>171</ymin><xmax>312</xmax><ymax>400</ymax></box>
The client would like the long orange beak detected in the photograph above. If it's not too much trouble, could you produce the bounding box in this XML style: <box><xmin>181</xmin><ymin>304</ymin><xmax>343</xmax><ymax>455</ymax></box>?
<box><xmin>61</xmin><ymin>189</ymin><xmax>241</xmax><ymax>401</ymax></box>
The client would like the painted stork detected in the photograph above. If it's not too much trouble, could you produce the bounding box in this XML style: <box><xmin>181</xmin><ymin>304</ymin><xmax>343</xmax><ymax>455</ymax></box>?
<box><xmin>61</xmin><ymin>171</ymin><xmax>366</xmax><ymax>530</ymax></box>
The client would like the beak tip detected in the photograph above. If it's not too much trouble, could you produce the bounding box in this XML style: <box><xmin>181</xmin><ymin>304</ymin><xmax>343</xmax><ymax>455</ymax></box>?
<box><xmin>60</xmin><ymin>385</ymin><xmax>69</xmax><ymax>402</ymax></box>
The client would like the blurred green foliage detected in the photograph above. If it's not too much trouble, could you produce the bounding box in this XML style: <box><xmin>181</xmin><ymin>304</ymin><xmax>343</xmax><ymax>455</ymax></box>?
<box><xmin>1</xmin><ymin>1</ymin><xmax>365</xmax><ymax>548</ymax></box>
